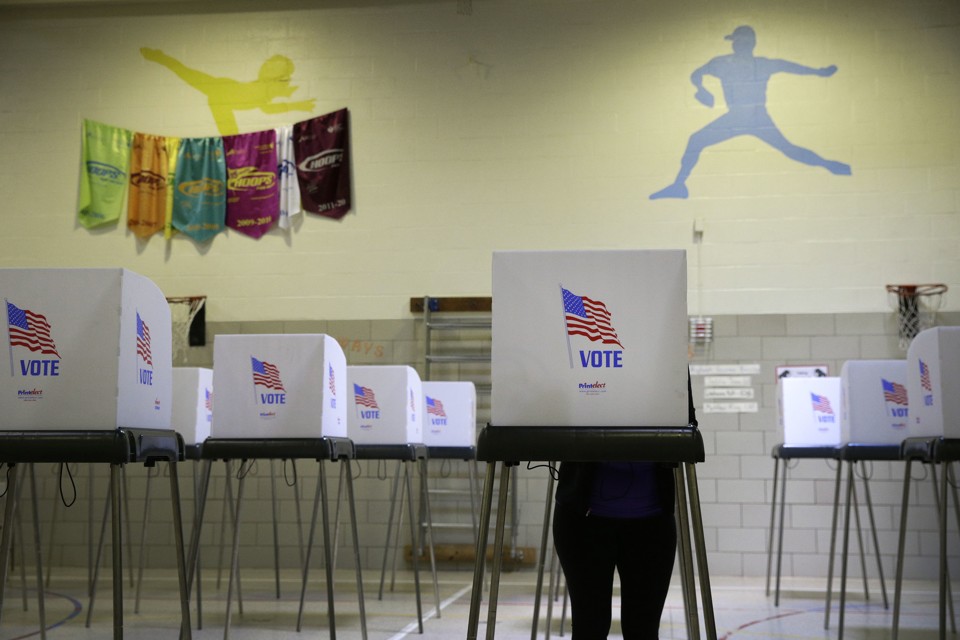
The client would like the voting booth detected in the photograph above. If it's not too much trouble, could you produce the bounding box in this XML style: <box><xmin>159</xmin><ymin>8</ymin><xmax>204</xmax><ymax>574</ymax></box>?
<box><xmin>0</xmin><ymin>267</ymin><xmax>172</xmax><ymax>430</ymax></box>
<box><xmin>778</xmin><ymin>377</ymin><xmax>842</xmax><ymax>446</ymax></box>
<box><xmin>422</xmin><ymin>381</ymin><xmax>477</xmax><ymax>448</ymax></box>
<box><xmin>347</xmin><ymin>365</ymin><xmax>423</xmax><ymax>445</ymax></box>
<box><xmin>172</xmin><ymin>367</ymin><xmax>212</xmax><ymax>446</ymax></box>
<box><xmin>491</xmin><ymin>249</ymin><xmax>689</xmax><ymax>427</ymax></box>
<box><xmin>472</xmin><ymin>250</ymin><xmax>716</xmax><ymax>640</ymax></box>
<box><xmin>906</xmin><ymin>326</ymin><xmax>960</xmax><ymax>438</ymax></box>
<box><xmin>211</xmin><ymin>334</ymin><xmax>346</xmax><ymax>439</ymax></box>
<box><xmin>840</xmin><ymin>360</ymin><xmax>909</xmax><ymax>445</ymax></box>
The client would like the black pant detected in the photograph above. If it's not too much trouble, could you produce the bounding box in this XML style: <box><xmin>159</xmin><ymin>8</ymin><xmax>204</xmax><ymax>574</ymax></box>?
<box><xmin>553</xmin><ymin>505</ymin><xmax>676</xmax><ymax>640</ymax></box>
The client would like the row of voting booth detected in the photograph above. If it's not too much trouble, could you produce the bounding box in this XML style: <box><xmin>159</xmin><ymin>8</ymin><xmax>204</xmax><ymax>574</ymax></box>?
<box><xmin>11</xmin><ymin>253</ymin><xmax>956</xmax><ymax>639</ymax></box>
<box><xmin>0</xmin><ymin>251</ymin><xmax>717</xmax><ymax>639</ymax></box>
<box><xmin>778</xmin><ymin>327</ymin><xmax>959</xmax><ymax>446</ymax></box>
<box><xmin>772</xmin><ymin>327</ymin><xmax>960</xmax><ymax>640</ymax></box>
<box><xmin>0</xmin><ymin>267</ymin><xmax>477</xmax><ymax>638</ymax></box>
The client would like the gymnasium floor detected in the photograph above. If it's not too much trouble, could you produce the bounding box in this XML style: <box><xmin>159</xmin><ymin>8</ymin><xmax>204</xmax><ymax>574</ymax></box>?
<box><xmin>1</xmin><ymin>567</ymin><xmax>952</xmax><ymax>639</ymax></box>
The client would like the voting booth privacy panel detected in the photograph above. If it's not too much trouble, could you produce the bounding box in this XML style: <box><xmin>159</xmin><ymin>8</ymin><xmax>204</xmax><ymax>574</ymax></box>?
<box><xmin>172</xmin><ymin>367</ymin><xmax>212</xmax><ymax>445</ymax></box>
<box><xmin>840</xmin><ymin>360</ymin><xmax>910</xmax><ymax>445</ymax></box>
<box><xmin>347</xmin><ymin>365</ymin><xmax>423</xmax><ymax>445</ymax></box>
<box><xmin>1</xmin><ymin>268</ymin><xmax>172</xmax><ymax>430</ymax></box>
<box><xmin>778</xmin><ymin>377</ymin><xmax>842</xmax><ymax>446</ymax></box>
<box><xmin>422</xmin><ymin>381</ymin><xmax>477</xmax><ymax>448</ymax></box>
<box><xmin>491</xmin><ymin>250</ymin><xmax>689</xmax><ymax>428</ymax></box>
<box><xmin>906</xmin><ymin>326</ymin><xmax>960</xmax><ymax>439</ymax></box>
<box><xmin>211</xmin><ymin>334</ymin><xmax>346</xmax><ymax>439</ymax></box>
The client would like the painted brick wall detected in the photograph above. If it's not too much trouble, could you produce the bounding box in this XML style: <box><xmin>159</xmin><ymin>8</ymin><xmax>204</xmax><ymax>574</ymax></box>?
<box><xmin>0</xmin><ymin>0</ymin><xmax>956</xmax><ymax>320</ymax></box>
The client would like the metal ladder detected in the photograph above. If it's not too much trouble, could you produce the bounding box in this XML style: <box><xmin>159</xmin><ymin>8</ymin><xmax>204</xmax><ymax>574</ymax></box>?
<box><xmin>416</xmin><ymin>296</ymin><xmax>522</xmax><ymax>563</ymax></box>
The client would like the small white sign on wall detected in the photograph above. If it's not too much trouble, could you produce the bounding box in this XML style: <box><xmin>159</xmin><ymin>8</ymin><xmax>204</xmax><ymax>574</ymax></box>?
<box><xmin>694</xmin><ymin>362</ymin><xmax>760</xmax><ymax>413</ymax></box>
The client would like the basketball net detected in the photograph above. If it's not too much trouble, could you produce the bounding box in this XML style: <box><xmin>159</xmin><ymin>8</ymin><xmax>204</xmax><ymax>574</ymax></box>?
<box><xmin>167</xmin><ymin>296</ymin><xmax>206</xmax><ymax>365</ymax></box>
<box><xmin>886</xmin><ymin>284</ymin><xmax>947</xmax><ymax>350</ymax></box>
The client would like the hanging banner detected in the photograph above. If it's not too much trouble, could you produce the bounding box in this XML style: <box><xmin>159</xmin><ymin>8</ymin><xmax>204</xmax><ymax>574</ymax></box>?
<box><xmin>127</xmin><ymin>132</ymin><xmax>169</xmax><ymax>239</ymax></box>
<box><xmin>173</xmin><ymin>137</ymin><xmax>227</xmax><ymax>243</ymax></box>
<box><xmin>78</xmin><ymin>120</ymin><xmax>132</xmax><ymax>229</ymax></box>
<box><xmin>293</xmin><ymin>108</ymin><xmax>351</xmax><ymax>220</ymax></box>
<box><xmin>223</xmin><ymin>129</ymin><xmax>279</xmax><ymax>239</ymax></box>
<box><xmin>163</xmin><ymin>136</ymin><xmax>180</xmax><ymax>239</ymax></box>
<box><xmin>276</xmin><ymin>125</ymin><xmax>302</xmax><ymax>230</ymax></box>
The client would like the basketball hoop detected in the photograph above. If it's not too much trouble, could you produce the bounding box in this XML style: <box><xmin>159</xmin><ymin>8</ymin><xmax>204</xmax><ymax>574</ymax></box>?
<box><xmin>886</xmin><ymin>284</ymin><xmax>947</xmax><ymax>350</ymax></box>
<box><xmin>166</xmin><ymin>296</ymin><xmax>206</xmax><ymax>365</ymax></box>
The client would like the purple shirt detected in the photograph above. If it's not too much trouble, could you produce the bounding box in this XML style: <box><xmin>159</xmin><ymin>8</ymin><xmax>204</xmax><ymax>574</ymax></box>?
<box><xmin>587</xmin><ymin>462</ymin><xmax>662</xmax><ymax>519</ymax></box>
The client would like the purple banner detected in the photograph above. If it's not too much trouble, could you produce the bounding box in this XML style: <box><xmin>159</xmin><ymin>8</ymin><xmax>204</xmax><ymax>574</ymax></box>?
<box><xmin>293</xmin><ymin>108</ymin><xmax>351</xmax><ymax>220</ymax></box>
<box><xmin>223</xmin><ymin>129</ymin><xmax>279</xmax><ymax>239</ymax></box>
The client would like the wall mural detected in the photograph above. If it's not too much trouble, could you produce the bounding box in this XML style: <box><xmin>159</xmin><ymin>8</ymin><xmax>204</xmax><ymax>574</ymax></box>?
<box><xmin>650</xmin><ymin>26</ymin><xmax>852</xmax><ymax>200</ymax></box>
<box><xmin>140</xmin><ymin>49</ymin><xmax>316</xmax><ymax>136</ymax></box>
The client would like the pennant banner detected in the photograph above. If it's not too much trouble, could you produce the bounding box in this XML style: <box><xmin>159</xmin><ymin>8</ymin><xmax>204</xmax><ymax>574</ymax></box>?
<box><xmin>78</xmin><ymin>120</ymin><xmax>132</xmax><ymax>228</ymax></box>
<box><xmin>173</xmin><ymin>137</ymin><xmax>227</xmax><ymax>243</ymax></box>
<box><xmin>80</xmin><ymin>106</ymin><xmax>352</xmax><ymax>243</ymax></box>
<box><xmin>294</xmin><ymin>108</ymin><xmax>352</xmax><ymax>220</ymax></box>
<box><xmin>224</xmin><ymin>129</ymin><xmax>279</xmax><ymax>239</ymax></box>
<box><xmin>276</xmin><ymin>125</ymin><xmax>302</xmax><ymax>230</ymax></box>
<box><xmin>128</xmin><ymin>132</ymin><xmax>169</xmax><ymax>239</ymax></box>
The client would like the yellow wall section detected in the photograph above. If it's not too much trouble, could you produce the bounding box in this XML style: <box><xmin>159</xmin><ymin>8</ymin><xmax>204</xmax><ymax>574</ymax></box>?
<box><xmin>0</xmin><ymin>0</ymin><xmax>956</xmax><ymax>320</ymax></box>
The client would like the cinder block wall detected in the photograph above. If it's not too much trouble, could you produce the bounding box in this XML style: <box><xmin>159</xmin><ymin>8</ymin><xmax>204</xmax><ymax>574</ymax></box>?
<box><xmin>36</xmin><ymin>310</ymin><xmax>960</xmax><ymax>581</ymax></box>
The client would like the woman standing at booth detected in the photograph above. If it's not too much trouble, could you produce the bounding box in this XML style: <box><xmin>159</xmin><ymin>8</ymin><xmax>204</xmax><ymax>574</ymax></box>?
<box><xmin>552</xmin><ymin>375</ymin><xmax>697</xmax><ymax>639</ymax></box>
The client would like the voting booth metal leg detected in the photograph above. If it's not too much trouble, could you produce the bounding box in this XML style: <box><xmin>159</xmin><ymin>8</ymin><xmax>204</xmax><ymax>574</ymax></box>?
<box><xmin>184</xmin><ymin>459</ymin><xmax>213</xmax><ymax>636</ymax></box>
<box><xmin>111</xmin><ymin>464</ymin><xmax>123</xmax><ymax>638</ymax></box>
<box><xmin>44</xmin><ymin>468</ymin><xmax>59</xmax><ymax>589</ymax></box>
<box><xmin>824</xmin><ymin>461</ymin><xmax>843</xmax><ymax>626</ymax></box>
<box><xmin>467</xmin><ymin>460</ymin><xmax>497</xmax><ymax>640</ymax></box>
<box><xmin>0</xmin><ymin>464</ymin><xmax>17</xmax><ymax>627</ymax></box>
<box><xmin>161</xmin><ymin>461</ymin><xmax>193</xmax><ymax>640</ymax></box>
<box><xmin>893</xmin><ymin>460</ymin><xmax>957</xmax><ymax>640</ymax></box>
<box><xmin>487</xmin><ymin>462</ymin><xmax>514</xmax><ymax>640</ymax></box>
<box><xmin>377</xmin><ymin>461</ymin><xmax>403</xmax><ymax>600</ymax></box>
<box><xmin>404</xmin><ymin>461</ymin><xmax>426</xmax><ymax>634</ymax></box>
<box><xmin>674</xmin><ymin>465</ymin><xmax>700</xmax><ymax>640</ymax></box>
<box><xmin>530</xmin><ymin>463</ymin><xmax>556</xmax><ymax>640</ymax></box>
<box><xmin>774</xmin><ymin>458</ymin><xmax>791</xmax><ymax>607</ymax></box>
<box><xmin>765</xmin><ymin>456</ymin><xmax>780</xmax><ymax>597</ymax></box>
<box><xmin>685</xmin><ymin>462</ymin><xmax>717</xmax><ymax>640</ymax></box>
<box><xmin>270</xmin><ymin>460</ymin><xmax>281</xmax><ymax>600</ymax></box>
<box><xmin>135</xmin><ymin>469</ymin><xmax>154</xmax><ymax>613</ymax></box>
<box><xmin>296</xmin><ymin>460</ymin><xmax>337</xmax><ymax>636</ymax></box>
<box><xmin>223</xmin><ymin>463</ymin><xmax>247</xmax><ymax>640</ymax></box>
<box><xmin>929</xmin><ymin>464</ymin><xmax>957</xmax><ymax>637</ymax></box>
<box><xmin>859</xmin><ymin>462</ymin><xmax>889</xmax><ymax>609</ymax></box>
<box><xmin>87</xmin><ymin>468</ymin><xmax>115</xmax><ymax>628</ymax></box>
<box><xmin>297</xmin><ymin>460</ymin><xmax>368</xmax><ymax>640</ymax></box>
<box><xmin>344</xmin><ymin>461</ymin><xmax>369</xmax><ymax>640</ymax></box>
<box><xmin>892</xmin><ymin>458</ymin><xmax>912</xmax><ymax>640</ymax></box>
<box><xmin>0</xmin><ymin>464</ymin><xmax>47</xmax><ymax>638</ymax></box>
<box><xmin>418</xmin><ymin>457</ymin><xmax>442</xmax><ymax>618</ymax></box>
<box><xmin>26</xmin><ymin>464</ymin><xmax>47</xmax><ymax>640</ymax></box>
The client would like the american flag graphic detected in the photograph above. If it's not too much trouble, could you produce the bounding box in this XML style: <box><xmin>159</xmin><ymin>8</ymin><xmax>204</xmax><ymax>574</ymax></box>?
<box><xmin>251</xmin><ymin>356</ymin><xmax>285</xmax><ymax>391</ymax></box>
<box><xmin>919</xmin><ymin>360</ymin><xmax>932</xmax><ymax>392</ymax></box>
<box><xmin>426</xmin><ymin>396</ymin><xmax>446</xmax><ymax>417</ymax></box>
<box><xmin>6</xmin><ymin>301</ymin><xmax>60</xmax><ymax>357</ymax></box>
<box><xmin>354</xmin><ymin>384</ymin><xmax>379</xmax><ymax>409</ymax></box>
<box><xmin>205</xmin><ymin>388</ymin><xmax>213</xmax><ymax>412</ymax></box>
<box><xmin>882</xmin><ymin>379</ymin><xmax>908</xmax><ymax>405</ymax></box>
<box><xmin>811</xmin><ymin>392</ymin><xmax>834</xmax><ymax>414</ymax></box>
<box><xmin>328</xmin><ymin>364</ymin><xmax>336</xmax><ymax>396</ymax></box>
<box><xmin>561</xmin><ymin>287</ymin><xmax>623</xmax><ymax>348</ymax></box>
<box><xmin>136</xmin><ymin>312</ymin><xmax>152</xmax><ymax>366</ymax></box>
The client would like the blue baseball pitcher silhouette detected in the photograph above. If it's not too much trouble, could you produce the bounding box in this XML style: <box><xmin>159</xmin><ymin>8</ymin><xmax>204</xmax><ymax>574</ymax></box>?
<box><xmin>650</xmin><ymin>26</ymin><xmax>851</xmax><ymax>200</ymax></box>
